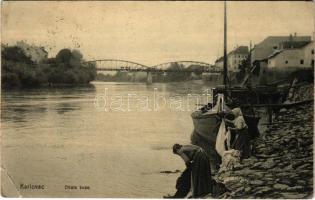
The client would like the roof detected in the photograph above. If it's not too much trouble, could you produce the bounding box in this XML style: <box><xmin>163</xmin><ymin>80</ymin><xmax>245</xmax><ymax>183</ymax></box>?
<box><xmin>280</xmin><ymin>41</ymin><xmax>311</xmax><ymax>49</ymax></box>
<box><xmin>260</xmin><ymin>36</ymin><xmax>311</xmax><ymax>47</ymax></box>
<box><xmin>251</xmin><ymin>36</ymin><xmax>312</xmax><ymax>62</ymax></box>
<box><xmin>267</xmin><ymin>50</ymin><xmax>284</xmax><ymax>59</ymax></box>
<box><xmin>215</xmin><ymin>46</ymin><xmax>249</xmax><ymax>63</ymax></box>
<box><xmin>215</xmin><ymin>56</ymin><xmax>223</xmax><ymax>63</ymax></box>
<box><xmin>265</xmin><ymin>35</ymin><xmax>310</xmax><ymax>41</ymax></box>
<box><xmin>267</xmin><ymin>41</ymin><xmax>314</xmax><ymax>60</ymax></box>
<box><xmin>229</xmin><ymin>46</ymin><xmax>249</xmax><ymax>55</ymax></box>
<box><xmin>252</xmin><ymin>36</ymin><xmax>311</xmax><ymax>51</ymax></box>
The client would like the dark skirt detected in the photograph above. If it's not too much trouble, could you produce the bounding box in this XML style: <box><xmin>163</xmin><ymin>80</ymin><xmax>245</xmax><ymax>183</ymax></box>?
<box><xmin>231</xmin><ymin>128</ymin><xmax>251</xmax><ymax>159</ymax></box>
<box><xmin>191</xmin><ymin>130</ymin><xmax>221</xmax><ymax>173</ymax></box>
<box><xmin>191</xmin><ymin>149</ymin><xmax>212</xmax><ymax>198</ymax></box>
<box><xmin>172</xmin><ymin>168</ymin><xmax>191</xmax><ymax>198</ymax></box>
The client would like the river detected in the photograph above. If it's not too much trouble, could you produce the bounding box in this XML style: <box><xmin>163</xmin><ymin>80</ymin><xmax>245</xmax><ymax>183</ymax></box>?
<box><xmin>1</xmin><ymin>81</ymin><xmax>214</xmax><ymax>197</ymax></box>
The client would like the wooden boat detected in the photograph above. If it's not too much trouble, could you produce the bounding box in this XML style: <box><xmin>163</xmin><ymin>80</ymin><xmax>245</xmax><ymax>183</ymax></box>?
<box><xmin>191</xmin><ymin>94</ymin><xmax>231</xmax><ymax>143</ymax></box>
<box><xmin>190</xmin><ymin>94</ymin><xmax>229</xmax><ymax>171</ymax></box>
<box><xmin>190</xmin><ymin>1</ymin><xmax>262</xmax><ymax>171</ymax></box>
<box><xmin>190</xmin><ymin>93</ymin><xmax>260</xmax><ymax>171</ymax></box>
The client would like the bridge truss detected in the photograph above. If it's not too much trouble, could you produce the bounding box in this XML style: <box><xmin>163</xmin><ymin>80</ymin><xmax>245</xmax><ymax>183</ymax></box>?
<box><xmin>84</xmin><ymin>59</ymin><xmax>222</xmax><ymax>73</ymax></box>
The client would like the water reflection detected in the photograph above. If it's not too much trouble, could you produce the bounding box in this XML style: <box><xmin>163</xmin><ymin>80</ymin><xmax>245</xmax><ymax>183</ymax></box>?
<box><xmin>1</xmin><ymin>85</ymin><xmax>96</xmax><ymax>123</ymax></box>
<box><xmin>55</xmin><ymin>102</ymin><xmax>80</xmax><ymax>115</ymax></box>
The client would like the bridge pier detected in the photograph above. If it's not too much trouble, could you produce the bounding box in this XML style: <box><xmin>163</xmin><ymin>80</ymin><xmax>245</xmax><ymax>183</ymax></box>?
<box><xmin>131</xmin><ymin>72</ymin><xmax>136</xmax><ymax>82</ymax></box>
<box><xmin>146</xmin><ymin>71</ymin><xmax>152</xmax><ymax>85</ymax></box>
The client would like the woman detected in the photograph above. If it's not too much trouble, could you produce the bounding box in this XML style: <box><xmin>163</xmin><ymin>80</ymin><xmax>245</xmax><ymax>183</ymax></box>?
<box><xmin>226</xmin><ymin>108</ymin><xmax>251</xmax><ymax>159</ymax></box>
<box><xmin>166</xmin><ymin>144</ymin><xmax>213</xmax><ymax>198</ymax></box>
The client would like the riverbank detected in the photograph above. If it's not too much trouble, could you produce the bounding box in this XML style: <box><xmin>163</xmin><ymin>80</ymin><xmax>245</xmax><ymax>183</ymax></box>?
<box><xmin>207</xmin><ymin>100</ymin><xmax>313</xmax><ymax>198</ymax></box>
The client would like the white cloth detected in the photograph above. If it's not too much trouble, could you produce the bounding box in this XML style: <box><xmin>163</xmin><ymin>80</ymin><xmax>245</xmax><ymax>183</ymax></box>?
<box><xmin>219</xmin><ymin>149</ymin><xmax>241</xmax><ymax>172</ymax></box>
<box><xmin>234</xmin><ymin>116</ymin><xmax>248</xmax><ymax>129</ymax></box>
<box><xmin>215</xmin><ymin>119</ymin><xmax>227</xmax><ymax>157</ymax></box>
<box><xmin>225</xmin><ymin>129</ymin><xmax>232</xmax><ymax>150</ymax></box>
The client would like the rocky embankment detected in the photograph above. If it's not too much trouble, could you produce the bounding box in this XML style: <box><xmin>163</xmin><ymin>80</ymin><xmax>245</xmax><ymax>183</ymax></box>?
<box><xmin>210</xmin><ymin>101</ymin><xmax>313</xmax><ymax>199</ymax></box>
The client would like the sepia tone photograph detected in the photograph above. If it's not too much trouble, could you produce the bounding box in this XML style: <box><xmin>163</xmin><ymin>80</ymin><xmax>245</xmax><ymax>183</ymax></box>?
<box><xmin>1</xmin><ymin>0</ymin><xmax>314</xmax><ymax>198</ymax></box>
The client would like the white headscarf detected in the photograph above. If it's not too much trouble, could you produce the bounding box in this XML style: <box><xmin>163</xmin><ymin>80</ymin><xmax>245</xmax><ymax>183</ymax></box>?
<box><xmin>232</xmin><ymin>108</ymin><xmax>243</xmax><ymax>117</ymax></box>
<box><xmin>232</xmin><ymin>108</ymin><xmax>247</xmax><ymax>129</ymax></box>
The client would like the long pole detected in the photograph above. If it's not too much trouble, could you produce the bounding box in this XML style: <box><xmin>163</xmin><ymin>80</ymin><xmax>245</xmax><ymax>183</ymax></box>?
<box><xmin>223</xmin><ymin>0</ymin><xmax>228</xmax><ymax>87</ymax></box>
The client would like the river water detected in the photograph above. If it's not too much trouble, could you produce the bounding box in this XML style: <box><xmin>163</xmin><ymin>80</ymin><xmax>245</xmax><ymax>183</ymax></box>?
<box><xmin>1</xmin><ymin>81</ymin><xmax>214</xmax><ymax>197</ymax></box>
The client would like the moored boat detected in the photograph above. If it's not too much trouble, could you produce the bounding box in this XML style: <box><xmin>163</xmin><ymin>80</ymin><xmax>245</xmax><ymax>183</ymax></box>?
<box><xmin>190</xmin><ymin>93</ymin><xmax>261</xmax><ymax>172</ymax></box>
<box><xmin>190</xmin><ymin>94</ymin><xmax>227</xmax><ymax>172</ymax></box>
<box><xmin>189</xmin><ymin>0</ymin><xmax>263</xmax><ymax>172</ymax></box>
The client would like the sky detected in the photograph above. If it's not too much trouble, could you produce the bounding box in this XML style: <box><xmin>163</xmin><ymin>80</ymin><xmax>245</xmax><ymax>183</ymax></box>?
<box><xmin>2</xmin><ymin>1</ymin><xmax>314</xmax><ymax>66</ymax></box>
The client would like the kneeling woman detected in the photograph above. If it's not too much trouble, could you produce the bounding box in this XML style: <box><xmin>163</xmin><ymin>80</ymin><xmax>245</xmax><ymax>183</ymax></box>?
<box><xmin>167</xmin><ymin>144</ymin><xmax>212</xmax><ymax>198</ymax></box>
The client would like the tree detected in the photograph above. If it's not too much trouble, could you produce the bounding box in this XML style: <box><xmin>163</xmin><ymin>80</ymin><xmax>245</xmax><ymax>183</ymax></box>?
<box><xmin>2</xmin><ymin>46</ymin><xmax>33</xmax><ymax>64</ymax></box>
<box><xmin>69</xmin><ymin>49</ymin><xmax>83</xmax><ymax>68</ymax></box>
<box><xmin>56</xmin><ymin>49</ymin><xmax>72</xmax><ymax>64</ymax></box>
<box><xmin>2</xmin><ymin>43</ymin><xmax>97</xmax><ymax>89</ymax></box>
<box><xmin>236</xmin><ymin>58</ymin><xmax>250</xmax><ymax>83</ymax></box>
<box><xmin>165</xmin><ymin>62</ymin><xmax>190</xmax><ymax>81</ymax></box>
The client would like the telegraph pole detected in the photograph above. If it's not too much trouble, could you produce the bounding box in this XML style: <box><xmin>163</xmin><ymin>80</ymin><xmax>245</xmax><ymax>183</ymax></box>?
<box><xmin>223</xmin><ymin>0</ymin><xmax>228</xmax><ymax>87</ymax></box>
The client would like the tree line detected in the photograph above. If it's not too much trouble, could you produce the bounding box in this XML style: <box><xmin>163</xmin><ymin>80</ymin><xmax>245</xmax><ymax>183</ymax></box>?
<box><xmin>1</xmin><ymin>44</ymin><xmax>96</xmax><ymax>89</ymax></box>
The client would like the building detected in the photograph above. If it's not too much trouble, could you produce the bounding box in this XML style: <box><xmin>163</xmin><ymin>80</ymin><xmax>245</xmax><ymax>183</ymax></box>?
<box><xmin>251</xmin><ymin>35</ymin><xmax>312</xmax><ymax>66</ymax></box>
<box><xmin>303</xmin><ymin>41</ymin><xmax>315</xmax><ymax>68</ymax></box>
<box><xmin>227</xmin><ymin>46</ymin><xmax>249</xmax><ymax>72</ymax></box>
<box><xmin>214</xmin><ymin>46</ymin><xmax>249</xmax><ymax>72</ymax></box>
<box><xmin>214</xmin><ymin>57</ymin><xmax>223</xmax><ymax>69</ymax></box>
<box><xmin>267</xmin><ymin>41</ymin><xmax>314</xmax><ymax>69</ymax></box>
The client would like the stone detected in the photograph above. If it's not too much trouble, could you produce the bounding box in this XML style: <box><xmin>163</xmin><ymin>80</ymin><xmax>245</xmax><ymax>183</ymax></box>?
<box><xmin>223</xmin><ymin>176</ymin><xmax>244</xmax><ymax>187</ymax></box>
<box><xmin>277</xmin><ymin>162</ymin><xmax>288</xmax><ymax>168</ymax></box>
<box><xmin>268</xmin><ymin>193</ymin><xmax>284</xmax><ymax>199</ymax></box>
<box><xmin>250</xmin><ymin>162</ymin><xmax>264</xmax><ymax>170</ymax></box>
<box><xmin>266</xmin><ymin>180</ymin><xmax>276</xmax><ymax>186</ymax></box>
<box><xmin>218</xmin><ymin>192</ymin><xmax>230</xmax><ymax>199</ymax></box>
<box><xmin>283</xmin><ymin>164</ymin><xmax>294</xmax><ymax>171</ymax></box>
<box><xmin>298</xmin><ymin>170</ymin><xmax>313</xmax><ymax>178</ymax></box>
<box><xmin>296</xmin><ymin>180</ymin><xmax>307</xmax><ymax>186</ymax></box>
<box><xmin>297</xmin><ymin>163</ymin><xmax>312</xmax><ymax>170</ymax></box>
<box><xmin>234</xmin><ymin>186</ymin><xmax>245</xmax><ymax>194</ymax></box>
<box><xmin>307</xmin><ymin>179</ymin><xmax>313</xmax><ymax>185</ymax></box>
<box><xmin>277</xmin><ymin>178</ymin><xmax>295</xmax><ymax>187</ymax></box>
<box><xmin>244</xmin><ymin>186</ymin><xmax>251</xmax><ymax>193</ymax></box>
<box><xmin>233</xmin><ymin>163</ymin><xmax>246</xmax><ymax>171</ymax></box>
<box><xmin>269</xmin><ymin>167</ymin><xmax>284</xmax><ymax>173</ymax></box>
<box><xmin>264</xmin><ymin>176</ymin><xmax>275</xmax><ymax>181</ymax></box>
<box><xmin>286</xmin><ymin>186</ymin><xmax>305</xmax><ymax>192</ymax></box>
<box><xmin>253</xmin><ymin>186</ymin><xmax>274</xmax><ymax>197</ymax></box>
<box><xmin>246</xmin><ymin>172</ymin><xmax>265</xmax><ymax>179</ymax></box>
<box><xmin>292</xmin><ymin>160</ymin><xmax>306</xmax><ymax>169</ymax></box>
<box><xmin>260</xmin><ymin>159</ymin><xmax>276</xmax><ymax>170</ymax></box>
<box><xmin>264</xmin><ymin>173</ymin><xmax>276</xmax><ymax>178</ymax></box>
<box><xmin>249</xmin><ymin>180</ymin><xmax>264</xmax><ymax>186</ymax></box>
<box><xmin>273</xmin><ymin>183</ymin><xmax>289</xmax><ymax>190</ymax></box>
<box><xmin>234</xmin><ymin>169</ymin><xmax>264</xmax><ymax>179</ymax></box>
<box><xmin>262</xmin><ymin>147</ymin><xmax>276</xmax><ymax>155</ymax></box>
<box><xmin>277</xmin><ymin>171</ymin><xmax>292</xmax><ymax>176</ymax></box>
<box><xmin>281</xmin><ymin>192</ymin><xmax>307</xmax><ymax>199</ymax></box>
